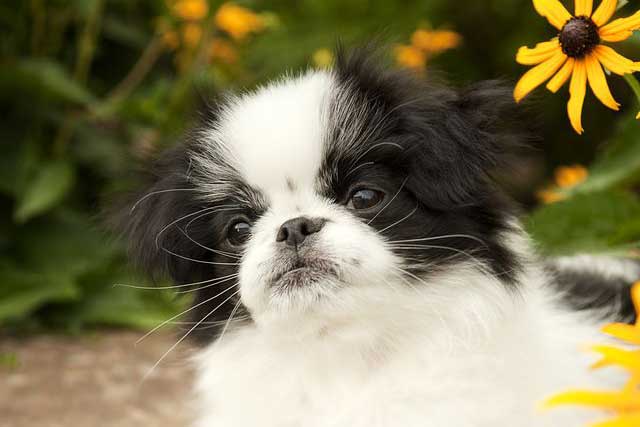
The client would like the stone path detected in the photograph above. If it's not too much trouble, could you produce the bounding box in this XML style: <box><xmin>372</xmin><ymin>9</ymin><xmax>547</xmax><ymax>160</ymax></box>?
<box><xmin>0</xmin><ymin>331</ymin><xmax>195</xmax><ymax>427</ymax></box>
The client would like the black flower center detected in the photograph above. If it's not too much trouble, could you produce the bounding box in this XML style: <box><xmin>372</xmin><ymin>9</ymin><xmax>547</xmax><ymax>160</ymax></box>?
<box><xmin>559</xmin><ymin>16</ymin><xmax>600</xmax><ymax>58</ymax></box>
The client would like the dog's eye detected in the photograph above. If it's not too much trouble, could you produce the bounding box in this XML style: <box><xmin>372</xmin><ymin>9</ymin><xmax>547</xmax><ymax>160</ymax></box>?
<box><xmin>227</xmin><ymin>220</ymin><xmax>251</xmax><ymax>246</ymax></box>
<box><xmin>348</xmin><ymin>188</ymin><xmax>385</xmax><ymax>210</ymax></box>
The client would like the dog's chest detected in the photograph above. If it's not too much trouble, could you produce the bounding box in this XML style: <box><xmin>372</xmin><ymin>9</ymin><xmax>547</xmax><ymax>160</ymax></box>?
<box><xmin>193</xmin><ymin>321</ymin><xmax>608</xmax><ymax>427</ymax></box>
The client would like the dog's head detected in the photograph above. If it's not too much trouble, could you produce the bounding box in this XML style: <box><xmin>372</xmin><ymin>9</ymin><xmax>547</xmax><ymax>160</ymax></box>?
<box><xmin>121</xmin><ymin>49</ymin><xmax>523</xmax><ymax>341</ymax></box>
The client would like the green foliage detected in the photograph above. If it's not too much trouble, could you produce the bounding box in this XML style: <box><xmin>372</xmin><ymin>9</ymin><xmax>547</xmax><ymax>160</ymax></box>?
<box><xmin>1</xmin><ymin>0</ymin><xmax>639</xmax><ymax>333</ymax></box>
<box><xmin>526</xmin><ymin>191</ymin><xmax>640</xmax><ymax>256</ymax></box>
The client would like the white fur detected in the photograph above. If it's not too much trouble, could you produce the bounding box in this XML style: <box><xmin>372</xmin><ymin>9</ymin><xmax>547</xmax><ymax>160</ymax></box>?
<box><xmin>189</xmin><ymin>72</ymin><xmax>630</xmax><ymax>427</ymax></box>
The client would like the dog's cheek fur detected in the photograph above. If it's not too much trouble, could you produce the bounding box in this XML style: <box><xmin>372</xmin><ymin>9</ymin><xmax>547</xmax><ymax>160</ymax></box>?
<box><xmin>115</xmin><ymin>144</ymin><xmax>249</xmax><ymax>343</ymax></box>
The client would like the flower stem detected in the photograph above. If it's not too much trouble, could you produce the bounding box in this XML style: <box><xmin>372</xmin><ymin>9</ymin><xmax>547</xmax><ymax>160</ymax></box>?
<box><xmin>623</xmin><ymin>73</ymin><xmax>640</xmax><ymax>106</ymax></box>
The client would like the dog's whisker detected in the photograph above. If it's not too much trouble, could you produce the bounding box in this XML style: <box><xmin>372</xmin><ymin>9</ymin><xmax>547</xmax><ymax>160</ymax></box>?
<box><xmin>142</xmin><ymin>289</ymin><xmax>241</xmax><ymax>382</ymax></box>
<box><xmin>130</xmin><ymin>188</ymin><xmax>198</xmax><ymax>213</ymax></box>
<box><xmin>178</xmin><ymin>226</ymin><xmax>242</xmax><ymax>259</ymax></box>
<box><xmin>183</xmin><ymin>206</ymin><xmax>243</xmax><ymax>235</ymax></box>
<box><xmin>160</xmin><ymin>245</ymin><xmax>240</xmax><ymax>266</ymax></box>
<box><xmin>379</xmin><ymin>204</ymin><xmax>419</xmax><ymax>234</ymax></box>
<box><xmin>344</xmin><ymin>161</ymin><xmax>375</xmax><ymax>179</ymax></box>
<box><xmin>154</xmin><ymin>205</ymin><xmax>234</xmax><ymax>250</ymax></box>
<box><xmin>367</xmin><ymin>177</ymin><xmax>409</xmax><ymax>225</ymax></box>
<box><xmin>136</xmin><ymin>285</ymin><xmax>238</xmax><ymax>344</ymax></box>
<box><xmin>114</xmin><ymin>273</ymin><xmax>238</xmax><ymax>290</ymax></box>
<box><xmin>216</xmin><ymin>298</ymin><xmax>244</xmax><ymax>341</ymax></box>
<box><xmin>388</xmin><ymin>234</ymin><xmax>488</xmax><ymax>247</ymax></box>
<box><xmin>175</xmin><ymin>275</ymin><xmax>239</xmax><ymax>294</ymax></box>
<box><xmin>349</xmin><ymin>142</ymin><xmax>403</xmax><ymax>172</ymax></box>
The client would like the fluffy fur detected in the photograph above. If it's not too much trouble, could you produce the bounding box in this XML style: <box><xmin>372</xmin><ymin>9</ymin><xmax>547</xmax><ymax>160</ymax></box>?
<box><xmin>120</xmin><ymin>50</ymin><xmax>639</xmax><ymax>426</ymax></box>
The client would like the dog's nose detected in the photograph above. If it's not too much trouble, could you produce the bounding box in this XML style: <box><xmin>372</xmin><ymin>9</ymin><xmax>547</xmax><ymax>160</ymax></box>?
<box><xmin>276</xmin><ymin>217</ymin><xmax>326</xmax><ymax>247</ymax></box>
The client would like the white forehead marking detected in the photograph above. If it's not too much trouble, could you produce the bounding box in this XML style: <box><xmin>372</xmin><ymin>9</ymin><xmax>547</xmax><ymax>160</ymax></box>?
<box><xmin>218</xmin><ymin>71</ymin><xmax>333</xmax><ymax>198</ymax></box>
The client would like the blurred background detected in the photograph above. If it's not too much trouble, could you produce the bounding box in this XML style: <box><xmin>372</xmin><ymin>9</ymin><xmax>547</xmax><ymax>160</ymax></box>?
<box><xmin>1</xmin><ymin>1</ymin><xmax>639</xmax><ymax>426</ymax></box>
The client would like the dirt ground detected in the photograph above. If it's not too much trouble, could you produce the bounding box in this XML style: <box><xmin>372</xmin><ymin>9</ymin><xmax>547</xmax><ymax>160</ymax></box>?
<box><xmin>0</xmin><ymin>331</ymin><xmax>196</xmax><ymax>427</ymax></box>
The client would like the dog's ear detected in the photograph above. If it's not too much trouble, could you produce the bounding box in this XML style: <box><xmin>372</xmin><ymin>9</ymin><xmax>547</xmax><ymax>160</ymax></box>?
<box><xmin>333</xmin><ymin>48</ymin><xmax>526</xmax><ymax>209</ymax></box>
<box><xmin>113</xmin><ymin>145</ymin><xmax>212</xmax><ymax>284</ymax></box>
<box><xmin>434</xmin><ymin>80</ymin><xmax>526</xmax><ymax>205</ymax></box>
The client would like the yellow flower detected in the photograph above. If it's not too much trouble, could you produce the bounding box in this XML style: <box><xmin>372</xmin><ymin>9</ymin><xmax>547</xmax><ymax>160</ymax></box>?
<box><xmin>545</xmin><ymin>283</ymin><xmax>640</xmax><ymax>425</ymax></box>
<box><xmin>208</xmin><ymin>37</ymin><xmax>238</xmax><ymax>64</ymax></box>
<box><xmin>170</xmin><ymin>0</ymin><xmax>209</xmax><ymax>21</ymax></box>
<box><xmin>536</xmin><ymin>187</ymin><xmax>566</xmax><ymax>204</ymax></box>
<box><xmin>411</xmin><ymin>29</ymin><xmax>462</xmax><ymax>54</ymax></box>
<box><xmin>536</xmin><ymin>164</ymin><xmax>588</xmax><ymax>204</ymax></box>
<box><xmin>312</xmin><ymin>48</ymin><xmax>334</xmax><ymax>68</ymax></box>
<box><xmin>602</xmin><ymin>283</ymin><xmax>640</xmax><ymax>345</ymax></box>
<box><xmin>214</xmin><ymin>2</ymin><xmax>265</xmax><ymax>41</ymax></box>
<box><xmin>555</xmin><ymin>164</ymin><xmax>588</xmax><ymax>188</ymax></box>
<box><xmin>515</xmin><ymin>0</ymin><xmax>640</xmax><ymax>134</ymax></box>
<box><xmin>395</xmin><ymin>44</ymin><xmax>427</xmax><ymax>70</ymax></box>
<box><xmin>161</xmin><ymin>30</ymin><xmax>180</xmax><ymax>50</ymax></box>
<box><xmin>182</xmin><ymin>23</ymin><xmax>202</xmax><ymax>48</ymax></box>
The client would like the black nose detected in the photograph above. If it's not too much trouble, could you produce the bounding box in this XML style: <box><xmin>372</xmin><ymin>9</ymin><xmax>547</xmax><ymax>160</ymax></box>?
<box><xmin>276</xmin><ymin>217</ymin><xmax>325</xmax><ymax>247</ymax></box>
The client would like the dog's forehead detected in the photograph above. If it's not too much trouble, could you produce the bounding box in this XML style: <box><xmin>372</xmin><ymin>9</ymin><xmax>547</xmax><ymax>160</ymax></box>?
<box><xmin>218</xmin><ymin>71</ymin><xmax>334</xmax><ymax>199</ymax></box>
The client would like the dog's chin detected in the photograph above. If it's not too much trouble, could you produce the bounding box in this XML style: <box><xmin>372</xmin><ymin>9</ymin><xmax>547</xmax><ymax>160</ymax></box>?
<box><xmin>262</xmin><ymin>259</ymin><xmax>342</xmax><ymax>315</ymax></box>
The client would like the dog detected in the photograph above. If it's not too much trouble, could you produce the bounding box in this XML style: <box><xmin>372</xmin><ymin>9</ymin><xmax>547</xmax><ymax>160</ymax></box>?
<box><xmin>121</xmin><ymin>49</ymin><xmax>639</xmax><ymax>426</ymax></box>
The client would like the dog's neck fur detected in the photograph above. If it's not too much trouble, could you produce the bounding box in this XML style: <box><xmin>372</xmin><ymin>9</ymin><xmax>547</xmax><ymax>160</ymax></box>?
<box><xmin>192</xmin><ymin>228</ymin><xmax>626</xmax><ymax>427</ymax></box>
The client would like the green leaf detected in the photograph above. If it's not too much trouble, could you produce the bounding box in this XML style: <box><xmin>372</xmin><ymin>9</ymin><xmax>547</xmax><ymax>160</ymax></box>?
<box><xmin>0</xmin><ymin>59</ymin><xmax>94</xmax><ymax>106</ymax></box>
<box><xmin>61</xmin><ymin>262</ymin><xmax>185</xmax><ymax>330</ymax></box>
<box><xmin>563</xmin><ymin>113</ymin><xmax>640</xmax><ymax>195</ymax></box>
<box><xmin>526</xmin><ymin>191</ymin><xmax>640</xmax><ymax>256</ymax></box>
<box><xmin>0</xmin><ymin>260</ymin><xmax>78</xmax><ymax>322</ymax></box>
<box><xmin>13</xmin><ymin>210</ymin><xmax>118</xmax><ymax>276</ymax></box>
<box><xmin>14</xmin><ymin>160</ymin><xmax>75</xmax><ymax>223</ymax></box>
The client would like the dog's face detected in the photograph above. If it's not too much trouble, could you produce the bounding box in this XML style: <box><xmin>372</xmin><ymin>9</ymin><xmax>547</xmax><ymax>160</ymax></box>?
<box><xmin>123</xmin><ymin>51</ymin><xmax>522</xmax><ymax>341</ymax></box>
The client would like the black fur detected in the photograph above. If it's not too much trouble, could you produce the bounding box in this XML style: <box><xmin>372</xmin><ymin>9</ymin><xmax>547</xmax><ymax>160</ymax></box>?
<box><xmin>547</xmin><ymin>264</ymin><xmax>638</xmax><ymax>322</ymax></box>
<box><xmin>322</xmin><ymin>48</ymin><xmax>523</xmax><ymax>284</ymax></box>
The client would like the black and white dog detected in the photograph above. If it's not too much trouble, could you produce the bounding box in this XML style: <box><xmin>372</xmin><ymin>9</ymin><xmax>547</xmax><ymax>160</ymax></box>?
<box><xmin>122</xmin><ymin>50</ymin><xmax>638</xmax><ymax>426</ymax></box>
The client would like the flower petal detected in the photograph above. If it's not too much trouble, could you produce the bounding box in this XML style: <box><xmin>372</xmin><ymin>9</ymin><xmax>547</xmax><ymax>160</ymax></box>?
<box><xmin>602</xmin><ymin>323</ymin><xmax>640</xmax><ymax>345</ymax></box>
<box><xmin>544</xmin><ymin>390</ymin><xmax>640</xmax><ymax>411</ymax></box>
<box><xmin>592</xmin><ymin>0</ymin><xmax>618</xmax><ymax>26</ymax></box>
<box><xmin>533</xmin><ymin>0</ymin><xmax>574</xmax><ymax>29</ymax></box>
<box><xmin>568</xmin><ymin>59</ymin><xmax>587</xmax><ymax>134</ymax></box>
<box><xmin>591</xmin><ymin>345</ymin><xmax>640</xmax><ymax>370</ymax></box>
<box><xmin>592</xmin><ymin>414</ymin><xmax>640</xmax><ymax>427</ymax></box>
<box><xmin>632</xmin><ymin>282</ymin><xmax>640</xmax><ymax>323</ymax></box>
<box><xmin>547</xmin><ymin>58</ymin><xmax>575</xmax><ymax>92</ymax></box>
<box><xmin>599</xmin><ymin>10</ymin><xmax>640</xmax><ymax>41</ymax></box>
<box><xmin>514</xmin><ymin>50</ymin><xmax>567</xmax><ymax>102</ymax></box>
<box><xmin>586</xmin><ymin>54</ymin><xmax>620</xmax><ymax>110</ymax></box>
<box><xmin>594</xmin><ymin>45</ymin><xmax>640</xmax><ymax>75</ymax></box>
<box><xmin>516</xmin><ymin>39</ymin><xmax>561</xmax><ymax>65</ymax></box>
<box><xmin>637</xmin><ymin>111</ymin><xmax>640</xmax><ymax>120</ymax></box>
<box><xmin>575</xmin><ymin>0</ymin><xmax>593</xmax><ymax>17</ymax></box>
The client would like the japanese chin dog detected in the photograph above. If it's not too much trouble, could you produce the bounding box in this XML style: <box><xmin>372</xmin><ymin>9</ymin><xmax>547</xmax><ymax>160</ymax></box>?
<box><xmin>120</xmin><ymin>49</ymin><xmax>639</xmax><ymax>426</ymax></box>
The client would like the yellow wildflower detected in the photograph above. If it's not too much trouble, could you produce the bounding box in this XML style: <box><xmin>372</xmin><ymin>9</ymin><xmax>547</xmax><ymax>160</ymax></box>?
<box><xmin>602</xmin><ymin>283</ymin><xmax>640</xmax><ymax>345</ymax></box>
<box><xmin>214</xmin><ymin>2</ymin><xmax>265</xmax><ymax>41</ymax></box>
<box><xmin>170</xmin><ymin>0</ymin><xmax>209</xmax><ymax>21</ymax></box>
<box><xmin>536</xmin><ymin>187</ymin><xmax>566</xmax><ymax>204</ymax></box>
<box><xmin>514</xmin><ymin>0</ymin><xmax>640</xmax><ymax>134</ymax></box>
<box><xmin>545</xmin><ymin>282</ymin><xmax>640</xmax><ymax>425</ymax></box>
<box><xmin>555</xmin><ymin>164</ymin><xmax>588</xmax><ymax>188</ymax></box>
<box><xmin>536</xmin><ymin>164</ymin><xmax>588</xmax><ymax>204</ymax></box>
<box><xmin>411</xmin><ymin>29</ymin><xmax>462</xmax><ymax>54</ymax></box>
<box><xmin>312</xmin><ymin>48</ymin><xmax>334</xmax><ymax>68</ymax></box>
<box><xmin>395</xmin><ymin>45</ymin><xmax>427</xmax><ymax>70</ymax></box>
<box><xmin>208</xmin><ymin>37</ymin><xmax>238</xmax><ymax>64</ymax></box>
<box><xmin>182</xmin><ymin>23</ymin><xmax>202</xmax><ymax>48</ymax></box>
<box><xmin>161</xmin><ymin>30</ymin><xmax>180</xmax><ymax>50</ymax></box>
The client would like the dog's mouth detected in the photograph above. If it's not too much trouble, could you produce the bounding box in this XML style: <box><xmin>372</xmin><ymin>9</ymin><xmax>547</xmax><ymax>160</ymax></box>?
<box><xmin>269</xmin><ymin>258</ymin><xmax>339</xmax><ymax>289</ymax></box>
